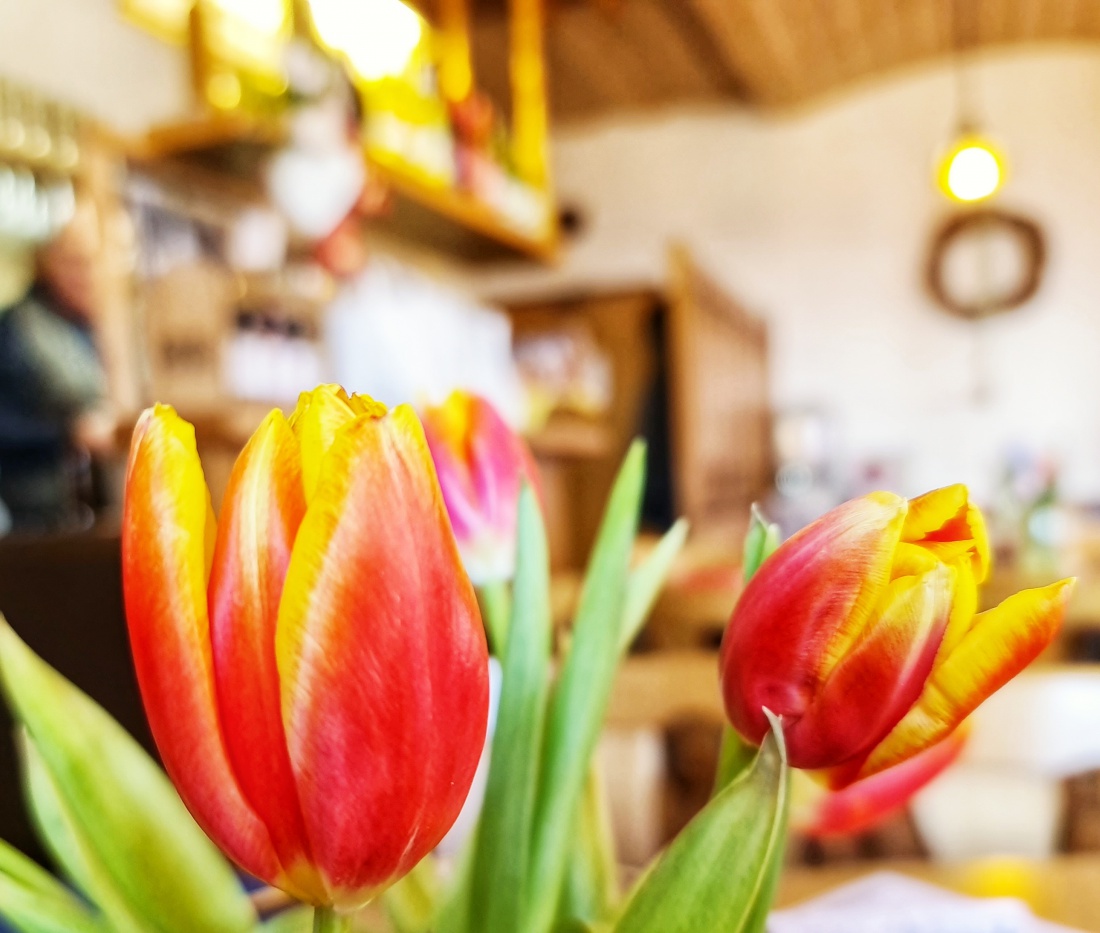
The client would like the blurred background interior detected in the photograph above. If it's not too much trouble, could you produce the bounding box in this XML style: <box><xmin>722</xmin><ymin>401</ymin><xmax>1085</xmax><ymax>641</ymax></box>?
<box><xmin>6</xmin><ymin>0</ymin><xmax>1100</xmax><ymax>924</ymax></box>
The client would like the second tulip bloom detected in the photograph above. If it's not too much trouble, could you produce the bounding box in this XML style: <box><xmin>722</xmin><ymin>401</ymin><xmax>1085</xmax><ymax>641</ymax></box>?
<box><xmin>720</xmin><ymin>485</ymin><xmax>1074</xmax><ymax>788</ymax></box>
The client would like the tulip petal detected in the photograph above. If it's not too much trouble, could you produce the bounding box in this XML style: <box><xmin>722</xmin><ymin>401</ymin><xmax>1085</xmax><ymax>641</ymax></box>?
<box><xmin>277</xmin><ymin>405</ymin><xmax>489</xmax><ymax>906</ymax></box>
<box><xmin>422</xmin><ymin>392</ymin><xmax>541</xmax><ymax>585</ymax></box>
<box><xmin>800</xmin><ymin>726</ymin><xmax>969</xmax><ymax>837</ymax></box>
<box><xmin>290</xmin><ymin>386</ymin><xmax>386</xmax><ymax>503</ymax></box>
<box><xmin>902</xmin><ymin>484</ymin><xmax>990</xmax><ymax>583</ymax></box>
<box><xmin>207</xmin><ymin>411</ymin><xmax>324</xmax><ymax>902</ymax></box>
<box><xmin>854</xmin><ymin>578</ymin><xmax>1074</xmax><ymax>781</ymax></box>
<box><xmin>783</xmin><ymin>566</ymin><xmax>952</xmax><ymax>770</ymax></box>
<box><xmin>720</xmin><ymin>492</ymin><xmax>907</xmax><ymax>747</ymax></box>
<box><xmin>937</xmin><ymin>556</ymin><xmax>978</xmax><ymax>661</ymax></box>
<box><xmin>122</xmin><ymin>407</ymin><xmax>287</xmax><ymax>892</ymax></box>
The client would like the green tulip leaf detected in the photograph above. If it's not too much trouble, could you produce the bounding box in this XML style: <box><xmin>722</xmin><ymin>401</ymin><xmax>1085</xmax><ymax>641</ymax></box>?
<box><xmin>557</xmin><ymin>762</ymin><xmax>619</xmax><ymax>926</ymax></box>
<box><xmin>260</xmin><ymin>906</ymin><xmax>314</xmax><ymax>932</ymax></box>
<box><xmin>476</xmin><ymin>580</ymin><xmax>513</xmax><ymax>659</ymax></box>
<box><xmin>0</xmin><ymin>836</ymin><xmax>103</xmax><ymax>933</ymax></box>
<box><xmin>524</xmin><ymin>441</ymin><xmax>647</xmax><ymax>933</ymax></box>
<box><xmin>20</xmin><ymin>732</ymin><xmax>146</xmax><ymax>933</ymax></box>
<box><xmin>383</xmin><ymin>855</ymin><xmax>441</xmax><ymax>933</ymax></box>
<box><xmin>0</xmin><ymin>617</ymin><xmax>257</xmax><ymax>933</ymax></box>
<box><xmin>467</xmin><ymin>485</ymin><xmax>554</xmax><ymax>933</ymax></box>
<box><xmin>612</xmin><ymin>710</ymin><xmax>790</xmax><ymax>933</ymax></box>
<box><xmin>620</xmin><ymin>518</ymin><xmax>689</xmax><ymax>653</ymax></box>
<box><xmin>742</xmin><ymin>504</ymin><xmax>781</xmax><ymax>584</ymax></box>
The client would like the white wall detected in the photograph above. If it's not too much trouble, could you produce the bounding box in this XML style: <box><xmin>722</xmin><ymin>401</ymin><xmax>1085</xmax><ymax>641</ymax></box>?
<box><xmin>476</xmin><ymin>47</ymin><xmax>1100</xmax><ymax>503</ymax></box>
<box><xmin>0</xmin><ymin>0</ymin><xmax>190</xmax><ymax>133</ymax></box>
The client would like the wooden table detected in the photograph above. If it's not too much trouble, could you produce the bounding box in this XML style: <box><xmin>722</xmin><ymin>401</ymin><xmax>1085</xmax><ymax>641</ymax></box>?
<box><xmin>777</xmin><ymin>854</ymin><xmax>1100</xmax><ymax>931</ymax></box>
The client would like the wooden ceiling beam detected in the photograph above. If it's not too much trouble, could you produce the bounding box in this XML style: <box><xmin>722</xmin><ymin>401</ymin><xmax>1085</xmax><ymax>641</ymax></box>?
<box><xmin>612</xmin><ymin>1</ymin><xmax>729</xmax><ymax>101</ymax></box>
<box><xmin>654</xmin><ymin>0</ymin><xmax>753</xmax><ymax>99</ymax></box>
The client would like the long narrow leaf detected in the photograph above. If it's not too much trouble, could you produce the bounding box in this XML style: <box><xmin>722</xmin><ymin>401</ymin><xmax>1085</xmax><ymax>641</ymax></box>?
<box><xmin>20</xmin><ymin>734</ymin><xmax>146</xmax><ymax>933</ymax></box>
<box><xmin>557</xmin><ymin>762</ymin><xmax>619</xmax><ymax>926</ymax></box>
<box><xmin>612</xmin><ymin>711</ymin><xmax>790</xmax><ymax>933</ymax></box>
<box><xmin>619</xmin><ymin>518</ymin><xmax>689</xmax><ymax>653</ymax></box>
<box><xmin>524</xmin><ymin>442</ymin><xmax>647</xmax><ymax>933</ymax></box>
<box><xmin>477</xmin><ymin>580</ymin><xmax>513</xmax><ymax>658</ymax></box>
<box><xmin>0</xmin><ymin>617</ymin><xmax>257</xmax><ymax>933</ymax></box>
<box><xmin>742</xmin><ymin>504</ymin><xmax>781</xmax><ymax>584</ymax></box>
<box><xmin>261</xmin><ymin>907</ymin><xmax>313</xmax><ymax>932</ymax></box>
<box><xmin>468</xmin><ymin>486</ymin><xmax>553</xmax><ymax>933</ymax></box>
<box><xmin>383</xmin><ymin>857</ymin><xmax>440</xmax><ymax>933</ymax></box>
<box><xmin>0</xmin><ymin>838</ymin><xmax>102</xmax><ymax>933</ymax></box>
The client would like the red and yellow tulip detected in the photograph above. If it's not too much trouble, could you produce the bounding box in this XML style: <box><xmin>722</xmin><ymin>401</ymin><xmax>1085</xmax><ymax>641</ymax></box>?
<box><xmin>420</xmin><ymin>391</ymin><xmax>540</xmax><ymax>585</ymax></box>
<box><xmin>121</xmin><ymin>386</ymin><xmax>489</xmax><ymax>910</ymax></box>
<box><xmin>793</xmin><ymin>727</ymin><xmax>969</xmax><ymax>838</ymax></box>
<box><xmin>720</xmin><ymin>485</ymin><xmax>1074</xmax><ymax>788</ymax></box>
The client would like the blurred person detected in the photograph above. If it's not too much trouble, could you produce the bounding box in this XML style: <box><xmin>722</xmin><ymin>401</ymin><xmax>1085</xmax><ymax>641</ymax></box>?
<box><xmin>0</xmin><ymin>192</ymin><xmax>110</xmax><ymax>532</ymax></box>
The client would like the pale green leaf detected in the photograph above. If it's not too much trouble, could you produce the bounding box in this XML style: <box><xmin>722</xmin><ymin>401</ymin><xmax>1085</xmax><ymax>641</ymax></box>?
<box><xmin>619</xmin><ymin>519</ymin><xmax>689</xmax><ymax>653</ymax></box>
<box><xmin>476</xmin><ymin>580</ymin><xmax>513</xmax><ymax>658</ymax></box>
<box><xmin>557</xmin><ymin>762</ymin><xmax>619</xmax><ymax>926</ymax></box>
<box><xmin>524</xmin><ymin>442</ymin><xmax>647</xmax><ymax>933</ymax></box>
<box><xmin>0</xmin><ymin>837</ymin><xmax>103</xmax><ymax>933</ymax></box>
<box><xmin>383</xmin><ymin>855</ymin><xmax>440</xmax><ymax>933</ymax></box>
<box><xmin>468</xmin><ymin>486</ymin><xmax>553</xmax><ymax>933</ymax></box>
<box><xmin>260</xmin><ymin>906</ymin><xmax>313</xmax><ymax>933</ymax></box>
<box><xmin>742</xmin><ymin>504</ymin><xmax>781</xmax><ymax>584</ymax></box>
<box><xmin>0</xmin><ymin>617</ymin><xmax>257</xmax><ymax>933</ymax></box>
<box><xmin>612</xmin><ymin>711</ymin><xmax>790</xmax><ymax>933</ymax></box>
<box><xmin>20</xmin><ymin>733</ymin><xmax>146</xmax><ymax>933</ymax></box>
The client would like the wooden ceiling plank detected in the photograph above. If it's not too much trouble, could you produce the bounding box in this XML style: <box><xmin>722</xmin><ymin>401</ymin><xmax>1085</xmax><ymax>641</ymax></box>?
<box><xmin>792</xmin><ymin>0</ymin><xmax>848</xmax><ymax>94</ymax></box>
<box><xmin>979</xmin><ymin>0</ymin><xmax>1014</xmax><ymax>45</ymax></box>
<box><xmin>745</xmin><ymin>0</ymin><xmax>812</xmax><ymax>102</ymax></box>
<box><xmin>829</xmin><ymin>0</ymin><xmax>876</xmax><ymax>79</ymax></box>
<box><xmin>686</xmin><ymin>0</ymin><xmax>784</xmax><ymax>102</ymax></box>
<box><xmin>654</xmin><ymin>0</ymin><xmax>752</xmax><ymax>98</ymax></box>
<box><xmin>612</xmin><ymin>0</ymin><xmax>726</xmax><ymax>100</ymax></box>
<box><xmin>549</xmin><ymin>5</ymin><xmax>661</xmax><ymax>110</ymax></box>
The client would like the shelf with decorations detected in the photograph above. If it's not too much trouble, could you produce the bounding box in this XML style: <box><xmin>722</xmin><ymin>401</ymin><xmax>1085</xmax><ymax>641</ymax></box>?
<box><xmin>121</xmin><ymin>0</ymin><xmax>559</xmax><ymax>263</ymax></box>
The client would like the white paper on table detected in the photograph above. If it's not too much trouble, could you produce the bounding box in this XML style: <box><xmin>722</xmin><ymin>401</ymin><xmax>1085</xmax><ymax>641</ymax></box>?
<box><xmin>768</xmin><ymin>872</ymin><xmax>1082</xmax><ymax>933</ymax></box>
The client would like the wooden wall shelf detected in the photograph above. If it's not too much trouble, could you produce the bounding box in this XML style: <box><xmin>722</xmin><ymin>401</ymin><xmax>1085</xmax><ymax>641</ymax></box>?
<box><xmin>130</xmin><ymin>114</ymin><xmax>556</xmax><ymax>263</ymax></box>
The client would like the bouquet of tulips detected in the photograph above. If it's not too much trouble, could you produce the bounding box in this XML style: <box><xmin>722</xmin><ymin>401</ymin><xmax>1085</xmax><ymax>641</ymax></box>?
<box><xmin>0</xmin><ymin>385</ymin><xmax>1074</xmax><ymax>933</ymax></box>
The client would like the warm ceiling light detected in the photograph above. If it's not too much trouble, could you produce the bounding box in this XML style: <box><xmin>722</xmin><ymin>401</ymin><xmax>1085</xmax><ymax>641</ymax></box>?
<box><xmin>207</xmin><ymin>0</ymin><xmax>287</xmax><ymax>35</ymax></box>
<box><xmin>120</xmin><ymin>0</ymin><xmax>193</xmax><ymax>43</ymax></box>
<box><xmin>308</xmin><ymin>0</ymin><xmax>424</xmax><ymax>82</ymax></box>
<box><xmin>938</xmin><ymin>136</ymin><xmax>1005</xmax><ymax>203</ymax></box>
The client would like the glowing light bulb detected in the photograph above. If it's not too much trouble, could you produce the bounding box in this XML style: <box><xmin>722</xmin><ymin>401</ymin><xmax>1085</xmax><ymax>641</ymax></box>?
<box><xmin>209</xmin><ymin>0</ymin><xmax>287</xmax><ymax>35</ymax></box>
<box><xmin>938</xmin><ymin>136</ymin><xmax>1005</xmax><ymax>202</ymax></box>
<box><xmin>309</xmin><ymin>0</ymin><xmax>424</xmax><ymax>82</ymax></box>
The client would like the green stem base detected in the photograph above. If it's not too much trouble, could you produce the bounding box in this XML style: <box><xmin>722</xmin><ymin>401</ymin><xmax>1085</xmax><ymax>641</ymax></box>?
<box><xmin>313</xmin><ymin>906</ymin><xmax>352</xmax><ymax>933</ymax></box>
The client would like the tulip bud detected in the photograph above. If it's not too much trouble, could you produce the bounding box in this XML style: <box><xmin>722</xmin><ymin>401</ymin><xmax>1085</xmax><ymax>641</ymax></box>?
<box><xmin>420</xmin><ymin>391</ymin><xmax>541</xmax><ymax>586</ymax></box>
<box><xmin>720</xmin><ymin>485</ymin><xmax>1074</xmax><ymax>788</ymax></box>
<box><xmin>122</xmin><ymin>386</ymin><xmax>489</xmax><ymax>909</ymax></box>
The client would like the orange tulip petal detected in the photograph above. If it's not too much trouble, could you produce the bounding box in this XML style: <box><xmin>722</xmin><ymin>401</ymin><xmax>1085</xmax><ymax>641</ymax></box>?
<box><xmin>802</xmin><ymin>726</ymin><xmax>969</xmax><ymax>837</ymax></box>
<box><xmin>207</xmin><ymin>411</ymin><xmax>324</xmax><ymax>901</ymax></box>
<box><xmin>902</xmin><ymin>484</ymin><xmax>990</xmax><ymax>583</ymax></box>
<box><xmin>784</xmin><ymin>566</ymin><xmax>952</xmax><ymax>770</ymax></box>
<box><xmin>853</xmin><ymin>578</ymin><xmax>1074</xmax><ymax>782</ymax></box>
<box><xmin>276</xmin><ymin>405</ymin><xmax>488</xmax><ymax>906</ymax></box>
<box><xmin>122</xmin><ymin>407</ymin><xmax>289</xmax><ymax>892</ymax></box>
<box><xmin>721</xmin><ymin>492</ymin><xmax>907</xmax><ymax>746</ymax></box>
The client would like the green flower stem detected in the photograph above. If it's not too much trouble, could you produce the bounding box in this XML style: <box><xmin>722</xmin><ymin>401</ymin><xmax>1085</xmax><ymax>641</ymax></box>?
<box><xmin>477</xmin><ymin>580</ymin><xmax>513</xmax><ymax>657</ymax></box>
<box><xmin>313</xmin><ymin>906</ymin><xmax>351</xmax><ymax>933</ymax></box>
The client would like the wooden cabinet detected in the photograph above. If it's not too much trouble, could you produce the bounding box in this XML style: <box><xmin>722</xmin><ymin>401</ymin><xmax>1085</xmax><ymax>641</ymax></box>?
<box><xmin>504</xmin><ymin>246</ymin><xmax>773</xmax><ymax>571</ymax></box>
